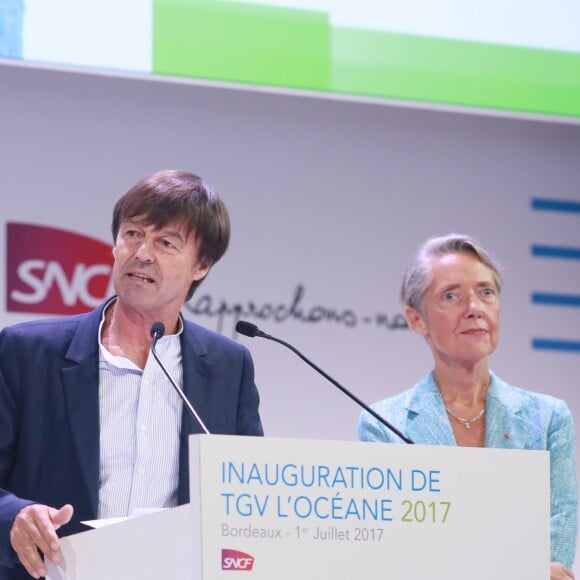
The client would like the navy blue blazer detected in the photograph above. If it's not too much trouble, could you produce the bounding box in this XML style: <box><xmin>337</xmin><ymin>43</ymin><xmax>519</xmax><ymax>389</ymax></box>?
<box><xmin>0</xmin><ymin>300</ymin><xmax>263</xmax><ymax>576</ymax></box>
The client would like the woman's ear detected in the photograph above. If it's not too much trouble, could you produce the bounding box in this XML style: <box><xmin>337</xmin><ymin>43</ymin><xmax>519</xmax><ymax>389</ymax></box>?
<box><xmin>405</xmin><ymin>306</ymin><xmax>428</xmax><ymax>336</ymax></box>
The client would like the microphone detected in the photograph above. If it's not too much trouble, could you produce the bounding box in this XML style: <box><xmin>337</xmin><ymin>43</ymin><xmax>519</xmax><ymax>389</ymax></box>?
<box><xmin>150</xmin><ymin>322</ymin><xmax>210</xmax><ymax>435</ymax></box>
<box><xmin>235</xmin><ymin>321</ymin><xmax>413</xmax><ymax>444</ymax></box>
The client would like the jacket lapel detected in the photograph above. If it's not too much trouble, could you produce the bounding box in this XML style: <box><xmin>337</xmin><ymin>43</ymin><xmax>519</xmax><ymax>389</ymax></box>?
<box><xmin>485</xmin><ymin>374</ymin><xmax>531</xmax><ymax>449</ymax></box>
<box><xmin>178</xmin><ymin>320</ymin><xmax>212</xmax><ymax>503</ymax></box>
<box><xmin>61</xmin><ymin>305</ymin><xmax>104</xmax><ymax>517</ymax></box>
<box><xmin>406</xmin><ymin>375</ymin><xmax>457</xmax><ymax>446</ymax></box>
<box><xmin>180</xmin><ymin>322</ymin><xmax>212</xmax><ymax>434</ymax></box>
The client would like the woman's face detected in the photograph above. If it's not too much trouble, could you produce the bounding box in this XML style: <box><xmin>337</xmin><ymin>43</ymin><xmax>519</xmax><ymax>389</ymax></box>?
<box><xmin>406</xmin><ymin>252</ymin><xmax>500</xmax><ymax>368</ymax></box>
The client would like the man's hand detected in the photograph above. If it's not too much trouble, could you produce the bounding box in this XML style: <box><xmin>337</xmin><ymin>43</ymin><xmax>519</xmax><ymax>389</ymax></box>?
<box><xmin>551</xmin><ymin>561</ymin><xmax>575</xmax><ymax>580</ymax></box>
<box><xmin>10</xmin><ymin>503</ymin><xmax>74</xmax><ymax>579</ymax></box>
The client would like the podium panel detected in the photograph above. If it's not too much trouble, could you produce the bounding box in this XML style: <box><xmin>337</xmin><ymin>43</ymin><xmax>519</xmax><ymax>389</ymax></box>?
<box><xmin>46</xmin><ymin>504</ymin><xmax>192</xmax><ymax>580</ymax></box>
<box><xmin>189</xmin><ymin>435</ymin><xmax>549</xmax><ymax>579</ymax></box>
<box><xmin>47</xmin><ymin>435</ymin><xmax>550</xmax><ymax>579</ymax></box>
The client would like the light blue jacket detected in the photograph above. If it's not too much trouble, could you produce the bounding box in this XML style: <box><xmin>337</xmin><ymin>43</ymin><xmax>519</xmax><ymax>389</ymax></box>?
<box><xmin>357</xmin><ymin>371</ymin><xmax>578</xmax><ymax>568</ymax></box>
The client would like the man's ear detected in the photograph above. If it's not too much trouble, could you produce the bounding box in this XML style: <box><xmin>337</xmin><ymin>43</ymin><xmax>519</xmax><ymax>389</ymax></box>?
<box><xmin>192</xmin><ymin>258</ymin><xmax>212</xmax><ymax>282</ymax></box>
<box><xmin>405</xmin><ymin>306</ymin><xmax>428</xmax><ymax>336</ymax></box>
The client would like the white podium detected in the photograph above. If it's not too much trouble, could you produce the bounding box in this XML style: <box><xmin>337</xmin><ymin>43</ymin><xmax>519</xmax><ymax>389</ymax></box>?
<box><xmin>47</xmin><ymin>435</ymin><xmax>550</xmax><ymax>579</ymax></box>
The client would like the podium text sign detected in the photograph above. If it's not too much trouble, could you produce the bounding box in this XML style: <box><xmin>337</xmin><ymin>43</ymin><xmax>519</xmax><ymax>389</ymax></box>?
<box><xmin>189</xmin><ymin>435</ymin><xmax>549</xmax><ymax>579</ymax></box>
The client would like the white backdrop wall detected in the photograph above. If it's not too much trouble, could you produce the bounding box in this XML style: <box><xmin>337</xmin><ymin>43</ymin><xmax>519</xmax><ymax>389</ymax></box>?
<box><xmin>1</xmin><ymin>61</ymin><xmax>580</xmax><ymax>565</ymax></box>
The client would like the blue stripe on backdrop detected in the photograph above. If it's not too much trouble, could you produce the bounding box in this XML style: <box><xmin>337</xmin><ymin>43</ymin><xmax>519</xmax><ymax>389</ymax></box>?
<box><xmin>531</xmin><ymin>198</ymin><xmax>580</xmax><ymax>214</ymax></box>
<box><xmin>531</xmin><ymin>293</ymin><xmax>580</xmax><ymax>307</ymax></box>
<box><xmin>532</xmin><ymin>339</ymin><xmax>580</xmax><ymax>353</ymax></box>
<box><xmin>531</xmin><ymin>245</ymin><xmax>580</xmax><ymax>260</ymax></box>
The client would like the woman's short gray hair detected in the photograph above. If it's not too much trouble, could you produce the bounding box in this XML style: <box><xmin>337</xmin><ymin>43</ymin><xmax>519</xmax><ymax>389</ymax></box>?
<box><xmin>401</xmin><ymin>233</ymin><xmax>502</xmax><ymax>315</ymax></box>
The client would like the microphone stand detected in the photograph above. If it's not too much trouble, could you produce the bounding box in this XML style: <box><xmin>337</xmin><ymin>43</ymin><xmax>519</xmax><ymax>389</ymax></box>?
<box><xmin>236</xmin><ymin>321</ymin><xmax>413</xmax><ymax>444</ymax></box>
<box><xmin>151</xmin><ymin>323</ymin><xmax>210</xmax><ymax>435</ymax></box>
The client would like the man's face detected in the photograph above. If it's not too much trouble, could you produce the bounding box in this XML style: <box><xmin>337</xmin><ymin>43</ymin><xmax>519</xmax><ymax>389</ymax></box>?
<box><xmin>111</xmin><ymin>217</ymin><xmax>210</xmax><ymax>316</ymax></box>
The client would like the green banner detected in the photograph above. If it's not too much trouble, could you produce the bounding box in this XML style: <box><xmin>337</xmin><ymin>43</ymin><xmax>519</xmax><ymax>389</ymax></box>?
<box><xmin>151</xmin><ymin>0</ymin><xmax>580</xmax><ymax>118</ymax></box>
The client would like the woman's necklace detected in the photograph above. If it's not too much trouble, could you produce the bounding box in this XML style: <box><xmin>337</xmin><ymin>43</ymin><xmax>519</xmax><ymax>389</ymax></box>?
<box><xmin>445</xmin><ymin>406</ymin><xmax>485</xmax><ymax>429</ymax></box>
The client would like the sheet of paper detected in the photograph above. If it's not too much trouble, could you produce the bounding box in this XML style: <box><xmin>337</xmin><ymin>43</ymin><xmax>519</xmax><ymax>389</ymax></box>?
<box><xmin>81</xmin><ymin>507</ymin><xmax>167</xmax><ymax>528</ymax></box>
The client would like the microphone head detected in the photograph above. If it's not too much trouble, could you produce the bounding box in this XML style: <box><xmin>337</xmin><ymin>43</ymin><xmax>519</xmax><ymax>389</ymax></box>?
<box><xmin>150</xmin><ymin>322</ymin><xmax>166</xmax><ymax>340</ymax></box>
<box><xmin>235</xmin><ymin>321</ymin><xmax>259</xmax><ymax>337</ymax></box>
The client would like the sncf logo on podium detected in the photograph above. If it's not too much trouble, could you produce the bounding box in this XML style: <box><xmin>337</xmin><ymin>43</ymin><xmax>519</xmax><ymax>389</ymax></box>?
<box><xmin>221</xmin><ymin>549</ymin><xmax>255</xmax><ymax>571</ymax></box>
<box><xmin>6</xmin><ymin>223</ymin><xmax>114</xmax><ymax>315</ymax></box>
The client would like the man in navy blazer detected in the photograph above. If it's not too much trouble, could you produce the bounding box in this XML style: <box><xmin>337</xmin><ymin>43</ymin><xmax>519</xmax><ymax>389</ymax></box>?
<box><xmin>0</xmin><ymin>170</ymin><xmax>263</xmax><ymax>579</ymax></box>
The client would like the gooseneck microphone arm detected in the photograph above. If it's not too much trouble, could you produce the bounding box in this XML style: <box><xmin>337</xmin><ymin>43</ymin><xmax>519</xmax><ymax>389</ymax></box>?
<box><xmin>150</xmin><ymin>322</ymin><xmax>210</xmax><ymax>435</ymax></box>
<box><xmin>235</xmin><ymin>321</ymin><xmax>413</xmax><ymax>444</ymax></box>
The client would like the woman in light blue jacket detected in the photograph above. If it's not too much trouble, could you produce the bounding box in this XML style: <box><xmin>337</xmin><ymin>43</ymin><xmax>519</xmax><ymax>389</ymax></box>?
<box><xmin>358</xmin><ymin>233</ymin><xmax>577</xmax><ymax>580</ymax></box>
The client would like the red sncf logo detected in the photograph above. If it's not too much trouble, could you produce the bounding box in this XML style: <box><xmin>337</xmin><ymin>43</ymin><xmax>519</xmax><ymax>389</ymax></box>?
<box><xmin>6</xmin><ymin>223</ymin><xmax>114</xmax><ymax>315</ymax></box>
<box><xmin>221</xmin><ymin>549</ymin><xmax>255</xmax><ymax>571</ymax></box>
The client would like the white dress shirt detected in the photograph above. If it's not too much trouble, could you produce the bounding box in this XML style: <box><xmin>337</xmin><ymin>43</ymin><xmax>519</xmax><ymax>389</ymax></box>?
<box><xmin>97</xmin><ymin>309</ymin><xmax>184</xmax><ymax>518</ymax></box>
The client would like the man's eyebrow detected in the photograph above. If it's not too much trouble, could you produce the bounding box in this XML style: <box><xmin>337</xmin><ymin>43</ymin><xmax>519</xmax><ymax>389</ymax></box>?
<box><xmin>159</xmin><ymin>228</ymin><xmax>186</xmax><ymax>241</ymax></box>
<box><xmin>123</xmin><ymin>220</ymin><xmax>187</xmax><ymax>240</ymax></box>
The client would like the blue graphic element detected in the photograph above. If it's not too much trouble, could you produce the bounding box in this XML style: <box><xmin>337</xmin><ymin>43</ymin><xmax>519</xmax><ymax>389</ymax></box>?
<box><xmin>532</xmin><ymin>293</ymin><xmax>580</xmax><ymax>307</ymax></box>
<box><xmin>532</xmin><ymin>339</ymin><xmax>580</xmax><ymax>353</ymax></box>
<box><xmin>531</xmin><ymin>245</ymin><xmax>580</xmax><ymax>260</ymax></box>
<box><xmin>531</xmin><ymin>198</ymin><xmax>580</xmax><ymax>214</ymax></box>
<box><xmin>530</xmin><ymin>196</ymin><xmax>580</xmax><ymax>355</ymax></box>
<box><xmin>0</xmin><ymin>0</ymin><xmax>24</xmax><ymax>58</ymax></box>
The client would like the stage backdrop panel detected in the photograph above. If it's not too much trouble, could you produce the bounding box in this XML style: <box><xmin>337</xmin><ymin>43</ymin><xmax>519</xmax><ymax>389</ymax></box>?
<box><xmin>1</xmin><ymin>60</ymin><xmax>579</xmax><ymax>569</ymax></box>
